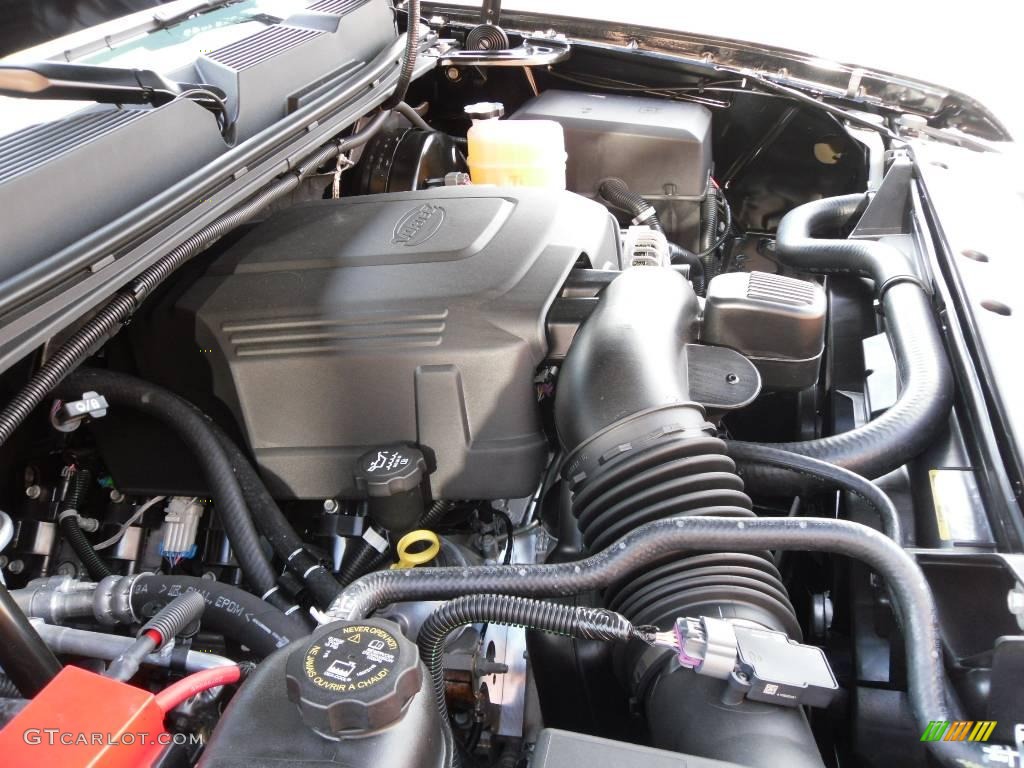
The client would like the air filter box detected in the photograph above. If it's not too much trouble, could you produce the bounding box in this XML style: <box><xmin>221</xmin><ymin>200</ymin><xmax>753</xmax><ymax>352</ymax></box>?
<box><xmin>701</xmin><ymin>272</ymin><xmax>826</xmax><ymax>390</ymax></box>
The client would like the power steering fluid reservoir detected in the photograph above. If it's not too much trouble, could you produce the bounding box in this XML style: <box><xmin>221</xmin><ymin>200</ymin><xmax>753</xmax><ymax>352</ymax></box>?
<box><xmin>466</xmin><ymin>101</ymin><xmax>566</xmax><ymax>188</ymax></box>
<box><xmin>286</xmin><ymin>619</ymin><xmax>423</xmax><ymax>738</ymax></box>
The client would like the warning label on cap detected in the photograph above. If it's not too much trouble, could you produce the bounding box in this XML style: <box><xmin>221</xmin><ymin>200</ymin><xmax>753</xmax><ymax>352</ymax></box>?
<box><xmin>304</xmin><ymin>625</ymin><xmax>400</xmax><ymax>693</ymax></box>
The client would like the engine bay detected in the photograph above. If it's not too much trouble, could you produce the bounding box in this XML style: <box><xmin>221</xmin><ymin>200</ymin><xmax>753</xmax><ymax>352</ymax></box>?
<box><xmin>0</xmin><ymin>6</ymin><xmax>1021</xmax><ymax>768</ymax></box>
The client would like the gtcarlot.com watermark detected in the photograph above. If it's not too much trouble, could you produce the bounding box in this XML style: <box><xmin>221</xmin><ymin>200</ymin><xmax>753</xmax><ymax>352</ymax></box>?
<box><xmin>22</xmin><ymin>729</ymin><xmax>204</xmax><ymax>747</ymax></box>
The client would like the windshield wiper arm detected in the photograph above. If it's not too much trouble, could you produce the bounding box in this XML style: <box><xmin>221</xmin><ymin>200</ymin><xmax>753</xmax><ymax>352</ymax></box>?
<box><xmin>0</xmin><ymin>62</ymin><xmax>226</xmax><ymax>112</ymax></box>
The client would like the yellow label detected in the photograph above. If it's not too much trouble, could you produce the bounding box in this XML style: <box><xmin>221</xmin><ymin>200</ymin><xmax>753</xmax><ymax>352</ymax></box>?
<box><xmin>928</xmin><ymin>470</ymin><xmax>953</xmax><ymax>541</ymax></box>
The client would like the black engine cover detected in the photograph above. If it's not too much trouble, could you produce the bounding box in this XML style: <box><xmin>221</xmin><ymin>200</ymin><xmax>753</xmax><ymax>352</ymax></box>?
<box><xmin>171</xmin><ymin>187</ymin><xmax>618</xmax><ymax>499</ymax></box>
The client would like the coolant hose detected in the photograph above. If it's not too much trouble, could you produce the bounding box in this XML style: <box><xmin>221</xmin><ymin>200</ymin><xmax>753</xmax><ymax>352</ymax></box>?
<box><xmin>0</xmin><ymin>583</ymin><xmax>61</xmax><ymax>697</ymax></box>
<box><xmin>57</xmin><ymin>468</ymin><xmax>112</xmax><ymax>580</ymax></box>
<box><xmin>210</xmin><ymin>426</ymin><xmax>342</xmax><ymax>608</ymax></box>
<box><xmin>60</xmin><ymin>369</ymin><xmax>293</xmax><ymax>612</ymax></box>
<box><xmin>129</xmin><ymin>575</ymin><xmax>306</xmax><ymax>657</ymax></box>
<box><xmin>325</xmin><ymin>515</ymin><xmax>974</xmax><ymax>765</ymax></box>
<box><xmin>724</xmin><ymin>442</ymin><xmax>903</xmax><ymax>542</ymax></box>
<box><xmin>599</xmin><ymin>178</ymin><xmax>663</xmax><ymax>231</ymax></box>
<box><xmin>418</xmin><ymin>595</ymin><xmax>641</xmax><ymax>716</ymax></box>
<box><xmin>733</xmin><ymin>194</ymin><xmax>953</xmax><ymax>492</ymax></box>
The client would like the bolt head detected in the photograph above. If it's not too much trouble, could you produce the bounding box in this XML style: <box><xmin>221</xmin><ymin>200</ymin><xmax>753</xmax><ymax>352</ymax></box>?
<box><xmin>322</xmin><ymin>499</ymin><xmax>340</xmax><ymax>514</ymax></box>
<box><xmin>7</xmin><ymin>559</ymin><xmax>25</xmax><ymax>575</ymax></box>
<box><xmin>25</xmin><ymin>485</ymin><xmax>42</xmax><ymax>499</ymax></box>
<box><xmin>109</xmin><ymin>489</ymin><xmax>126</xmax><ymax>504</ymax></box>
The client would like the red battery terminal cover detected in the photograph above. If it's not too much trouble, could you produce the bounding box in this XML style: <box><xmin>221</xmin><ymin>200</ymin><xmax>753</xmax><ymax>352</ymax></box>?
<box><xmin>0</xmin><ymin>665</ymin><xmax>168</xmax><ymax>768</ymax></box>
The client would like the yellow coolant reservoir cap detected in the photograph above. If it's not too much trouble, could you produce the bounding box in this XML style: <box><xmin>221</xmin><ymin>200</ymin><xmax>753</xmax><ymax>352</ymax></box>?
<box><xmin>390</xmin><ymin>529</ymin><xmax>441</xmax><ymax>569</ymax></box>
<box><xmin>467</xmin><ymin>118</ymin><xmax>566</xmax><ymax>189</ymax></box>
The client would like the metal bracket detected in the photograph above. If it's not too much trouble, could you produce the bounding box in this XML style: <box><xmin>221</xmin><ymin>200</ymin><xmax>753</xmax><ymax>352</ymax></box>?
<box><xmin>849</xmin><ymin>153</ymin><xmax>914</xmax><ymax>238</ymax></box>
<box><xmin>438</xmin><ymin>37</ymin><xmax>570</xmax><ymax>68</ymax></box>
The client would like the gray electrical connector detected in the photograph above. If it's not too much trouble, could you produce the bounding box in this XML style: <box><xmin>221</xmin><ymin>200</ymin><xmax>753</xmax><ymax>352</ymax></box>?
<box><xmin>160</xmin><ymin>497</ymin><xmax>205</xmax><ymax>562</ymax></box>
<box><xmin>672</xmin><ymin>616</ymin><xmax>838</xmax><ymax>709</ymax></box>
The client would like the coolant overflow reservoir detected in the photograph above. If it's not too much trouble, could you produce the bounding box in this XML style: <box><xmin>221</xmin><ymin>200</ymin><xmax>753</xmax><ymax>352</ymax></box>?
<box><xmin>466</xmin><ymin>101</ymin><xmax>566</xmax><ymax>188</ymax></box>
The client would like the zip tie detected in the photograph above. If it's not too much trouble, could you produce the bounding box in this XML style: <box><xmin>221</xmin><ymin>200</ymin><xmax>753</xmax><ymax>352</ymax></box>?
<box><xmin>631</xmin><ymin>206</ymin><xmax>656</xmax><ymax>225</ymax></box>
<box><xmin>362</xmin><ymin>527</ymin><xmax>389</xmax><ymax>553</ymax></box>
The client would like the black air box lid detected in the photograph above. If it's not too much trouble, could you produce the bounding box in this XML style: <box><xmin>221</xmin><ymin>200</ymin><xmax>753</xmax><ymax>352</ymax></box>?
<box><xmin>180</xmin><ymin>187</ymin><xmax>619</xmax><ymax>499</ymax></box>
<box><xmin>511</xmin><ymin>89</ymin><xmax>712</xmax><ymax>199</ymax></box>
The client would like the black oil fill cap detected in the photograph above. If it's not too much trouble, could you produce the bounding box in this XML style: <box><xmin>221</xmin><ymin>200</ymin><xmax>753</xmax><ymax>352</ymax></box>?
<box><xmin>286</xmin><ymin>619</ymin><xmax>423</xmax><ymax>738</ymax></box>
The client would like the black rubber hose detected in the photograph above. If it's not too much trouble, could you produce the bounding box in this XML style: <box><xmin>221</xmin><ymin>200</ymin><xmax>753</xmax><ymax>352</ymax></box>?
<box><xmin>139</xmin><ymin>589</ymin><xmax>207</xmax><ymax>643</ymax></box>
<box><xmin>668</xmin><ymin>242</ymin><xmax>705</xmax><ymax>294</ymax></box>
<box><xmin>325</xmin><ymin>514</ymin><xmax>975</xmax><ymax>767</ymax></box>
<box><xmin>725</xmin><ymin>442</ymin><xmax>903</xmax><ymax>543</ymax></box>
<box><xmin>60</xmin><ymin>370</ymin><xmax>281</xmax><ymax>606</ymax></box>
<box><xmin>337</xmin><ymin>538</ymin><xmax>390</xmax><ymax>587</ymax></box>
<box><xmin>420</xmin><ymin>500</ymin><xmax>454</xmax><ymax>530</ymax></box>
<box><xmin>0</xmin><ymin>114</ymin><xmax>391</xmax><ymax>454</ymax></box>
<box><xmin>57</xmin><ymin>469</ymin><xmax>112</xmax><ymax>580</ymax></box>
<box><xmin>211</xmin><ymin>426</ymin><xmax>342</xmax><ymax>608</ymax></box>
<box><xmin>771</xmin><ymin>193</ymin><xmax>921</xmax><ymax>292</ymax></box>
<box><xmin>598</xmin><ymin>178</ymin><xmax>663</xmax><ymax>231</ymax></box>
<box><xmin>107</xmin><ymin>590</ymin><xmax>206</xmax><ymax>681</ymax></box>
<box><xmin>0</xmin><ymin>583</ymin><xmax>61</xmax><ymax>697</ymax></box>
<box><xmin>382</xmin><ymin>0</ymin><xmax>420</xmax><ymax>109</ymax></box>
<box><xmin>394</xmin><ymin>101</ymin><xmax>432</xmax><ymax>131</ymax></box>
<box><xmin>733</xmin><ymin>194</ymin><xmax>953</xmax><ymax>493</ymax></box>
<box><xmin>129</xmin><ymin>575</ymin><xmax>306</xmax><ymax>657</ymax></box>
<box><xmin>337</xmin><ymin>501</ymin><xmax>453</xmax><ymax>587</ymax></box>
<box><xmin>418</xmin><ymin>595</ymin><xmax>639</xmax><ymax>716</ymax></box>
